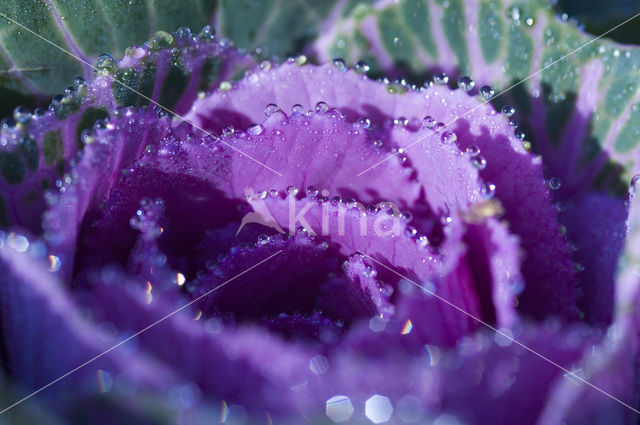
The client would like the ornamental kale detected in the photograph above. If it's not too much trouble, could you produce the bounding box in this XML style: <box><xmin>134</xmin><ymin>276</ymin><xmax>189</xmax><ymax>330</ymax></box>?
<box><xmin>0</xmin><ymin>1</ymin><xmax>638</xmax><ymax>425</ymax></box>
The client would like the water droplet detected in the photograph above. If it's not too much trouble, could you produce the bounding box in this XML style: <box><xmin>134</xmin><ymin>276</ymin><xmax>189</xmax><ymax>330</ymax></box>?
<box><xmin>1</xmin><ymin>117</ymin><xmax>16</xmax><ymax>129</ymax></box>
<box><xmin>315</xmin><ymin>101</ymin><xmax>329</xmax><ymax>114</ymax></box>
<box><xmin>357</xmin><ymin>117</ymin><xmax>371</xmax><ymax>129</ymax></box>
<box><xmin>501</xmin><ymin>104</ymin><xmax>515</xmax><ymax>117</ymax></box>
<box><xmin>354</xmin><ymin>61</ymin><xmax>370</xmax><ymax>74</ymax></box>
<box><xmin>472</xmin><ymin>155</ymin><xmax>487</xmax><ymax>170</ymax></box>
<box><xmin>441</xmin><ymin>131</ymin><xmax>457</xmax><ymax>144</ymax></box>
<box><xmin>247</xmin><ymin>124</ymin><xmax>264</xmax><ymax>136</ymax></box>
<box><xmin>466</xmin><ymin>145</ymin><xmax>480</xmax><ymax>156</ymax></box>
<box><xmin>364</xmin><ymin>266</ymin><xmax>377</xmax><ymax>278</ymax></box>
<box><xmin>265</xmin><ymin>103</ymin><xmax>279</xmax><ymax>117</ymax></box>
<box><xmin>434</xmin><ymin>72</ymin><xmax>449</xmax><ymax>85</ymax></box>
<box><xmin>176</xmin><ymin>26</ymin><xmax>192</xmax><ymax>39</ymax></box>
<box><xmin>515</xmin><ymin>129</ymin><xmax>526</xmax><ymax>140</ymax></box>
<box><xmin>458</xmin><ymin>76</ymin><xmax>475</xmax><ymax>91</ymax></box>
<box><xmin>95</xmin><ymin>53</ymin><xmax>117</xmax><ymax>73</ymax></box>
<box><xmin>401</xmin><ymin>210</ymin><xmax>413</xmax><ymax>222</ymax></box>
<box><xmin>149</xmin><ymin>31</ymin><xmax>174</xmax><ymax>50</ymax></box>
<box><xmin>417</xmin><ymin>235</ymin><xmax>429</xmax><ymax>247</ymax></box>
<box><xmin>343</xmin><ymin>198</ymin><xmax>357</xmax><ymax>209</ymax></box>
<box><xmin>393</xmin><ymin>117</ymin><xmax>408</xmax><ymax>127</ymax></box>
<box><xmin>509</xmin><ymin>6</ymin><xmax>521</xmax><ymax>21</ymax></box>
<box><xmin>259</xmin><ymin>60</ymin><xmax>272</xmax><ymax>71</ymax></box>
<box><xmin>222</xmin><ymin>126</ymin><xmax>235</xmax><ymax>137</ymax></box>
<box><xmin>405</xmin><ymin>226</ymin><xmax>418</xmax><ymax>237</ymax></box>
<box><xmin>630</xmin><ymin>175</ymin><xmax>640</xmax><ymax>194</ymax></box>
<box><xmin>331</xmin><ymin>58</ymin><xmax>347</xmax><ymax>71</ymax></box>
<box><xmin>198</xmin><ymin>25</ymin><xmax>216</xmax><ymax>41</ymax></box>
<box><xmin>480</xmin><ymin>85</ymin><xmax>495</xmax><ymax>100</ymax></box>
<box><xmin>13</xmin><ymin>106</ymin><xmax>31</xmax><ymax>123</ymax></box>
<box><xmin>306</xmin><ymin>186</ymin><xmax>319</xmax><ymax>197</ymax></box>
<box><xmin>286</xmin><ymin>186</ymin><xmax>299</xmax><ymax>196</ymax></box>
<box><xmin>481</xmin><ymin>182</ymin><xmax>496</xmax><ymax>199</ymax></box>
<box><xmin>422</xmin><ymin>116</ymin><xmax>436</xmax><ymax>129</ymax></box>
<box><xmin>548</xmin><ymin>177</ymin><xmax>561</xmax><ymax>190</ymax></box>
<box><xmin>367</xmin><ymin>204</ymin><xmax>380</xmax><ymax>215</ymax></box>
<box><xmin>257</xmin><ymin>234</ymin><xmax>270</xmax><ymax>245</ymax></box>
<box><xmin>291</xmin><ymin>104</ymin><xmax>304</xmax><ymax>115</ymax></box>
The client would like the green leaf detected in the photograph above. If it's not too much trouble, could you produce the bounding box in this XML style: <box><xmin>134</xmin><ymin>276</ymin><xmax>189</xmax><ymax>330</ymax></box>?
<box><xmin>311</xmin><ymin>0</ymin><xmax>640</xmax><ymax>195</ymax></box>
<box><xmin>0</xmin><ymin>0</ymin><xmax>345</xmax><ymax>114</ymax></box>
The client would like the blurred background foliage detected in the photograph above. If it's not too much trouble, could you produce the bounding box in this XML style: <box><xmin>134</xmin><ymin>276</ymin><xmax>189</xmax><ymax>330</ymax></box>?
<box><xmin>557</xmin><ymin>0</ymin><xmax>640</xmax><ymax>44</ymax></box>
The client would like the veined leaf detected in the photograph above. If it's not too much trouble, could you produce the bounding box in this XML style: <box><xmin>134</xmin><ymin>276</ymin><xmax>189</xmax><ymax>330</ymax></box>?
<box><xmin>311</xmin><ymin>0</ymin><xmax>640</xmax><ymax>195</ymax></box>
<box><xmin>0</xmin><ymin>0</ymin><xmax>343</xmax><ymax>115</ymax></box>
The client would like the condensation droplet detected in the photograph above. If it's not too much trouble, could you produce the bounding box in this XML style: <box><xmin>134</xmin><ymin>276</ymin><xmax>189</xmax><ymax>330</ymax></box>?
<box><xmin>480</xmin><ymin>85</ymin><xmax>495</xmax><ymax>100</ymax></box>
<box><xmin>331</xmin><ymin>58</ymin><xmax>347</xmax><ymax>71</ymax></box>
<box><xmin>247</xmin><ymin>124</ymin><xmax>264</xmax><ymax>136</ymax></box>
<box><xmin>433</xmin><ymin>72</ymin><xmax>449</xmax><ymax>85</ymax></box>
<box><xmin>441</xmin><ymin>131</ymin><xmax>457</xmax><ymax>144</ymax></box>
<box><xmin>291</xmin><ymin>104</ymin><xmax>304</xmax><ymax>115</ymax></box>
<box><xmin>548</xmin><ymin>177</ymin><xmax>561</xmax><ymax>190</ymax></box>
<box><xmin>265</xmin><ymin>103</ymin><xmax>279</xmax><ymax>117</ymax></box>
<box><xmin>630</xmin><ymin>174</ymin><xmax>640</xmax><ymax>195</ymax></box>
<box><xmin>458</xmin><ymin>76</ymin><xmax>475</xmax><ymax>92</ymax></box>
<box><xmin>354</xmin><ymin>61</ymin><xmax>370</xmax><ymax>74</ymax></box>
<box><xmin>481</xmin><ymin>182</ymin><xmax>496</xmax><ymax>199</ymax></box>
<box><xmin>472</xmin><ymin>154</ymin><xmax>487</xmax><ymax>170</ymax></box>
<box><xmin>315</xmin><ymin>101</ymin><xmax>329</xmax><ymax>114</ymax></box>
<box><xmin>501</xmin><ymin>104</ymin><xmax>515</xmax><ymax>117</ymax></box>
<box><xmin>466</xmin><ymin>145</ymin><xmax>480</xmax><ymax>156</ymax></box>
<box><xmin>422</xmin><ymin>115</ymin><xmax>436</xmax><ymax>129</ymax></box>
